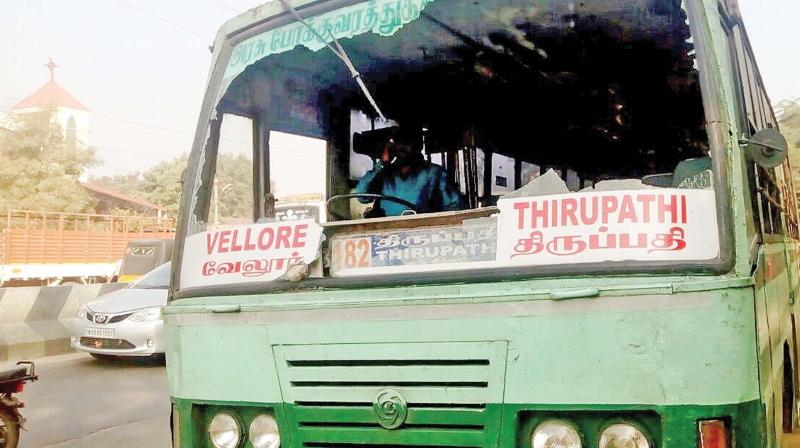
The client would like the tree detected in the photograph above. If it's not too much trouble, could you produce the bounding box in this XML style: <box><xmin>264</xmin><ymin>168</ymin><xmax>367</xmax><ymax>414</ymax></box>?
<box><xmin>90</xmin><ymin>172</ymin><xmax>142</xmax><ymax>195</ymax></box>
<box><xmin>0</xmin><ymin>108</ymin><xmax>96</xmax><ymax>213</ymax></box>
<box><xmin>138</xmin><ymin>155</ymin><xmax>189</xmax><ymax>215</ymax></box>
<box><xmin>214</xmin><ymin>153</ymin><xmax>255</xmax><ymax>220</ymax></box>
<box><xmin>90</xmin><ymin>152</ymin><xmax>256</xmax><ymax>219</ymax></box>
<box><xmin>778</xmin><ymin>99</ymin><xmax>800</xmax><ymax>186</ymax></box>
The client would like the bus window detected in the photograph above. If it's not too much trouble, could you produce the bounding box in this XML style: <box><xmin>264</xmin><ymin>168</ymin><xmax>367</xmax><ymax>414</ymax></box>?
<box><xmin>214</xmin><ymin>114</ymin><xmax>255</xmax><ymax>226</ymax></box>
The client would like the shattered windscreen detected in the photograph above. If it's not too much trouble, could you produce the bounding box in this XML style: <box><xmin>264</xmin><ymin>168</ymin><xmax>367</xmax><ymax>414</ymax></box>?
<box><xmin>177</xmin><ymin>0</ymin><xmax>723</xmax><ymax>290</ymax></box>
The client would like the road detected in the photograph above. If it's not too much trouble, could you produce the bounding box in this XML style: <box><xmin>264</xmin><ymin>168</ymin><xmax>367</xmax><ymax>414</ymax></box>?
<box><xmin>13</xmin><ymin>353</ymin><xmax>170</xmax><ymax>448</ymax></box>
<box><xmin>7</xmin><ymin>351</ymin><xmax>800</xmax><ymax>447</ymax></box>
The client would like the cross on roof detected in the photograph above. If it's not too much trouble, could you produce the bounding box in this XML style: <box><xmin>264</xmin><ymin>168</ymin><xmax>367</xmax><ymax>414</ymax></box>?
<box><xmin>46</xmin><ymin>58</ymin><xmax>58</xmax><ymax>82</ymax></box>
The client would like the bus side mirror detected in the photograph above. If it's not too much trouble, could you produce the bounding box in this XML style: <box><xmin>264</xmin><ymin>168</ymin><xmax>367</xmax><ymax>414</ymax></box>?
<box><xmin>741</xmin><ymin>128</ymin><xmax>788</xmax><ymax>168</ymax></box>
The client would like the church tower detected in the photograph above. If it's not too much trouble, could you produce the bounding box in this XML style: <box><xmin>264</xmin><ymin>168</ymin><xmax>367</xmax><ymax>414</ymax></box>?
<box><xmin>11</xmin><ymin>58</ymin><xmax>91</xmax><ymax>149</ymax></box>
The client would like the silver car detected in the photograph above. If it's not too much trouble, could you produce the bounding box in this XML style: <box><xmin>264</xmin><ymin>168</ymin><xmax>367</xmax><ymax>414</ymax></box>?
<box><xmin>71</xmin><ymin>262</ymin><xmax>170</xmax><ymax>359</ymax></box>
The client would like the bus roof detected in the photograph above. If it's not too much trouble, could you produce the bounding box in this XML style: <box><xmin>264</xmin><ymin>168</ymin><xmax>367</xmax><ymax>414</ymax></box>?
<box><xmin>213</xmin><ymin>0</ymin><xmax>752</xmax><ymax>50</ymax></box>
<box><xmin>214</xmin><ymin>0</ymin><xmax>318</xmax><ymax>47</ymax></box>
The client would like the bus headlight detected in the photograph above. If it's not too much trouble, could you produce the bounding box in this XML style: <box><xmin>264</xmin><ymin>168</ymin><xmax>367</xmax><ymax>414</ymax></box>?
<box><xmin>249</xmin><ymin>414</ymin><xmax>280</xmax><ymax>448</ymax></box>
<box><xmin>208</xmin><ymin>413</ymin><xmax>240</xmax><ymax>448</ymax></box>
<box><xmin>599</xmin><ymin>424</ymin><xmax>650</xmax><ymax>448</ymax></box>
<box><xmin>532</xmin><ymin>420</ymin><xmax>582</xmax><ymax>448</ymax></box>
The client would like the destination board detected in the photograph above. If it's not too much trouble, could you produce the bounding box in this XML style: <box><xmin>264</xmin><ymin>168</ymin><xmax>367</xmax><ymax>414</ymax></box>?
<box><xmin>330</xmin><ymin>220</ymin><xmax>497</xmax><ymax>276</ymax></box>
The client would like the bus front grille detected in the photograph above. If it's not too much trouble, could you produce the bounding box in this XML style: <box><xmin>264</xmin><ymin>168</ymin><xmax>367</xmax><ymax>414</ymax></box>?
<box><xmin>273</xmin><ymin>342</ymin><xmax>507</xmax><ymax>447</ymax></box>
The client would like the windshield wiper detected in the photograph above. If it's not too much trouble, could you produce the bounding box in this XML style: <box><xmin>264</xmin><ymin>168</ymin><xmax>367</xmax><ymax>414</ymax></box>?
<box><xmin>278</xmin><ymin>0</ymin><xmax>387</xmax><ymax>122</ymax></box>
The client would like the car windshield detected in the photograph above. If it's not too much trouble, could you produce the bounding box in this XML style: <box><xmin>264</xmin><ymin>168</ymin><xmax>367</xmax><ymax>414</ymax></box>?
<box><xmin>130</xmin><ymin>262</ymin><xmax>171</xmax><ymax>289</ymax></box>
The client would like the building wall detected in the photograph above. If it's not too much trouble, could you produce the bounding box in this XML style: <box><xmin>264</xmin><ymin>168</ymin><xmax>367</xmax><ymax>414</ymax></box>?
<box><xmin>11</xmin><ymin>106</ymin><xmax>91</xmax><ymax>149</ymax></box>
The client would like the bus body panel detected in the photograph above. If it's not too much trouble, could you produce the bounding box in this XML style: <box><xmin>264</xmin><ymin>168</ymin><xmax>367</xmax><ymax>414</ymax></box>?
<box><xmin>166</xmin><ymin>283</ymin><xmax>761</xmax><ymax>446</ymax></box>
<box><xmin>754</xmin><ymin>239</ymin><xmax>800</xmax><ymax>447</ymax></box>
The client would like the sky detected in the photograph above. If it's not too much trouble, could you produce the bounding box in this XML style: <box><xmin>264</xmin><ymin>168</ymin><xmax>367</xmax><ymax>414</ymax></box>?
<box><xmin>0</xmin><ymin>0</ymin><xmax>798</xmax><ymax>179</ymax></box>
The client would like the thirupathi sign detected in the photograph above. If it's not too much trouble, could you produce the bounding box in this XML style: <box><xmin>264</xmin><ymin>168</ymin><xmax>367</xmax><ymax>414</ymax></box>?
<box><xmin>496</xmin><ymin>189</ymin><xmax>720</xmax><ymax>264</ymax></box>
<box><xmin>224</xmin><ymin>0</ymin><xmax>436</xmax><ymax>81</ymax></box>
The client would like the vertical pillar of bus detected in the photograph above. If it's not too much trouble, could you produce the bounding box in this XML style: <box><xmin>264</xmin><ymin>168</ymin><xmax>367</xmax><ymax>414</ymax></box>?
<box><xmin>253</xmin><ymin>113</ymin><xmax>271</xmax><ymax>221</ymax></box>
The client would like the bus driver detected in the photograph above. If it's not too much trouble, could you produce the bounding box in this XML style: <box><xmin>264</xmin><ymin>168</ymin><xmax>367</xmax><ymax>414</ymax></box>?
<box><xmin>355</xmin><ymin>127</ymin><xmax>463</xmax><ymax>217</ymax></box>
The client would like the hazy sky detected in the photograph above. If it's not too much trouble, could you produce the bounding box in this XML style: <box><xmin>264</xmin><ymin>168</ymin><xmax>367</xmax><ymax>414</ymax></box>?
<box><xmin>1</xmin><ymin>0</ymin><xmax>798</xmax><ymax>177</ymax></box>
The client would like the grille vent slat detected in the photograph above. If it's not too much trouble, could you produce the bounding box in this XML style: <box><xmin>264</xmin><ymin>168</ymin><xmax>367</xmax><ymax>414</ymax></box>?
<box><xmin>274</xmin><ymin>342</ymin><xmax>507</xmax><ymax>447</ymax></box>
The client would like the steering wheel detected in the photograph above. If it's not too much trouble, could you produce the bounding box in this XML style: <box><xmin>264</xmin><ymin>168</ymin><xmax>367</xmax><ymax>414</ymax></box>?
<box><xmin>326</xmin><ymin>193</ymin><xmax>418</xmax><ymax>221</ymax></box>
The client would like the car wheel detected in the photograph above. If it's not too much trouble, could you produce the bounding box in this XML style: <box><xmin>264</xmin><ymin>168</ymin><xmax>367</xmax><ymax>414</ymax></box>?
<box><xmin>0</xmin><ymin>408</ymin><xmax>20</xmax><ymax>448</ymax></box>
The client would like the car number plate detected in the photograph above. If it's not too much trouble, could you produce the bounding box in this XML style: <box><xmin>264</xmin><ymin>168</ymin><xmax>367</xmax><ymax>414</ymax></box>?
<box><xmin>85</xmin><ymin>328</ymin><xmax>114</xmax><ymax>338</ymax></box>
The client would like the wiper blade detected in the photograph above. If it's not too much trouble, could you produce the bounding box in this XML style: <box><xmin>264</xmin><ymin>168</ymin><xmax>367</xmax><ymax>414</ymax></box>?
<box><xmin>278</xmin><ymin>0</ymin><xmax>387</xmax><ymax>122</ymax></box>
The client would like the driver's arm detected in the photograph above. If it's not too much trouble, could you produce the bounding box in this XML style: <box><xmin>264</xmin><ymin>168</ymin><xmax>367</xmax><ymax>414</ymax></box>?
<box><xmin>355</xmin><ymin>145</ymin><xmax>391</xmax><ymax>203</ymax></box>
<box><xmin>355</xmin><ymin>160</ymin><xmax>388</xmax><ymax>203</ymax></box>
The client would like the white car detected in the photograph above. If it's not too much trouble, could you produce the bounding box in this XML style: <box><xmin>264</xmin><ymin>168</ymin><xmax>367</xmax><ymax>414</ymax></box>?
<box><xmin>71</xmin><ymin>262</ymin><xmax>170</xmax><ymax>359</ymax></box>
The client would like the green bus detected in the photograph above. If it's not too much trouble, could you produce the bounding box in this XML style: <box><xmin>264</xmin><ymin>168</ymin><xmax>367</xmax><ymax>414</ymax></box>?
<box><xmin>165</xmin><ymin>0</ymin><xmax>799</xmax><ymax>447</ymax></box>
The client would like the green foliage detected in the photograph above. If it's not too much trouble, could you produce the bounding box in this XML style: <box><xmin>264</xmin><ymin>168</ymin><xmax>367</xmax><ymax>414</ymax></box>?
<box><xmin>91</xmin><ymin>152</ymin><xmax>255</xmax><ymax>220</ymax></box>
<box><xmin>214</xmin><ymin>153</ymin><xmax>254</xmax><ymax>220</ymax></box>
<box><xmin>93</xmin><ymin>173</ymin><xmax>142</xmax><ymax>195</ymax></box>
<box><xmin>0</xmin><ymin>109</ymin><xmax>96</xmax><ymax>213</ymax></box>
<box><xmin>139</xmin><ymin>154</ymin><xmax>189</xmax><ymax>215</ymax></box>
<box><xmin>778</xmin><ymin>99</ymin><xmax>800</xmax><ymax>186</ymax></box>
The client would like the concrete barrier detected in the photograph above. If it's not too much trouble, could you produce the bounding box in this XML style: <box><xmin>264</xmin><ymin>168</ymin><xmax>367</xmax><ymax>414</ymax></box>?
<box><xmin>0</xmin><ymin>283</ymin><xmax>127</xmax><ymax>361</ymax></box>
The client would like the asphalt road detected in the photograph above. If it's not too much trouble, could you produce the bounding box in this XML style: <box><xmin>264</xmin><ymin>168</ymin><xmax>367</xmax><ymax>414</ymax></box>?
<box><xmin>10</xmin><ymin>353</ymin><xmax>171</xmax><ymax>448</ymax></box>
<box><xmin>7</xmin><ymin>352</ymin><xmax>800</xmax><ymax>447</ymax></box>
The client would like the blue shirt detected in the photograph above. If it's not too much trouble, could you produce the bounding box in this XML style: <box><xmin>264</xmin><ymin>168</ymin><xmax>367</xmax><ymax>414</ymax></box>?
<box><xmin>356</xmin><ymin>160</ymin><xmax>464</xmax><ymax>216</ymax></box>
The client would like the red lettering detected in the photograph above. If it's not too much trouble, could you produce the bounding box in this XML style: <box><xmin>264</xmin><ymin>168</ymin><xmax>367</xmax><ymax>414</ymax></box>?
<box><xmin>561</xmin><ymin>198</ymin><xmax>578</xmax><ymax>226</ymax></box>
<box><xmin>658</xmin><ymin>194</ymin><xmax>679</xmax><ymax>224</ymax></box>
<box><xmin>580</xmin><ymin>197</ymin><xmax>598</xmax><ymax>225</ymax></box>
<box><xmin>636</xmin><ymin>194</ymin><xmax>655</xmax><ymax>222</ymax></box>
<box><xmin>218</xmin><ymin>230</ymin><xmax>231</xmax><ymax>253</ymax></box>
<box><xmin>618</xmin><ymin>196</ymin><xmax>637</xmax><ymax>223</ymax></box>
<box><xmin>681</xmin><ymin>195</ymin><xmax>687</xmax><ymax>224</ymax></box>
<box><xmin>276</xmin><ymin>226</ymin><xmax>292</xmax><ymax>249</ymax></box>
<box><xmin>514</xmin><ymin>202</ymin><xmax>530</xmax><ymax>230</ymax></box>
<box><xmin>589</xmin><ymin>226</ymin><xmax>616</xmax><ymax>249</ymax></box>
<box><xmin>292</xmin><ymin>224</ymin><xmax>308</xmax><ymax>248</ymax></box>
<box><xmin>206</xmin><ymin>232</ymin><xmax>219</xmax><ymax>255</ymax></box>
<box><xmin>258</xmin><ymin>228</ymin><xmax>274</xmax><ymax>250</ymax></box>
<box><xmin>243</xmin><ymin>228</ymin><xmax>256</xmax><ymax>251</ymax></box>
<box><xmin>530</xmin><ymin>201</ymin><xmax>549</xmax><ymax>229</ymax></box>
<box><xmin>601</xmin><ymin>196</ymin><xmax>619</xmax><ymax>224</ymax></box>
<box><xmin>620</xmin><ymin>233</ymin><xmax>648</xmax><ymax>249</ymax></box>
<box><xmin>551</xmin><ymin>199</ymin><xmax>559</xmax><ymax>228</ymax></box>
<box><xmin>230</xmin><ymin>230</ymin><xmax>243</xmax><ymax>252</ymax></box>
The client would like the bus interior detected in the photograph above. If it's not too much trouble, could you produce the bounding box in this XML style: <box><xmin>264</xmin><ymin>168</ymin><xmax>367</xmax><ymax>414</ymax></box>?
<box><xmin>215</xmin><ymin>0</ymin><xmax>710</xmax><ymax>223</ymax></box>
